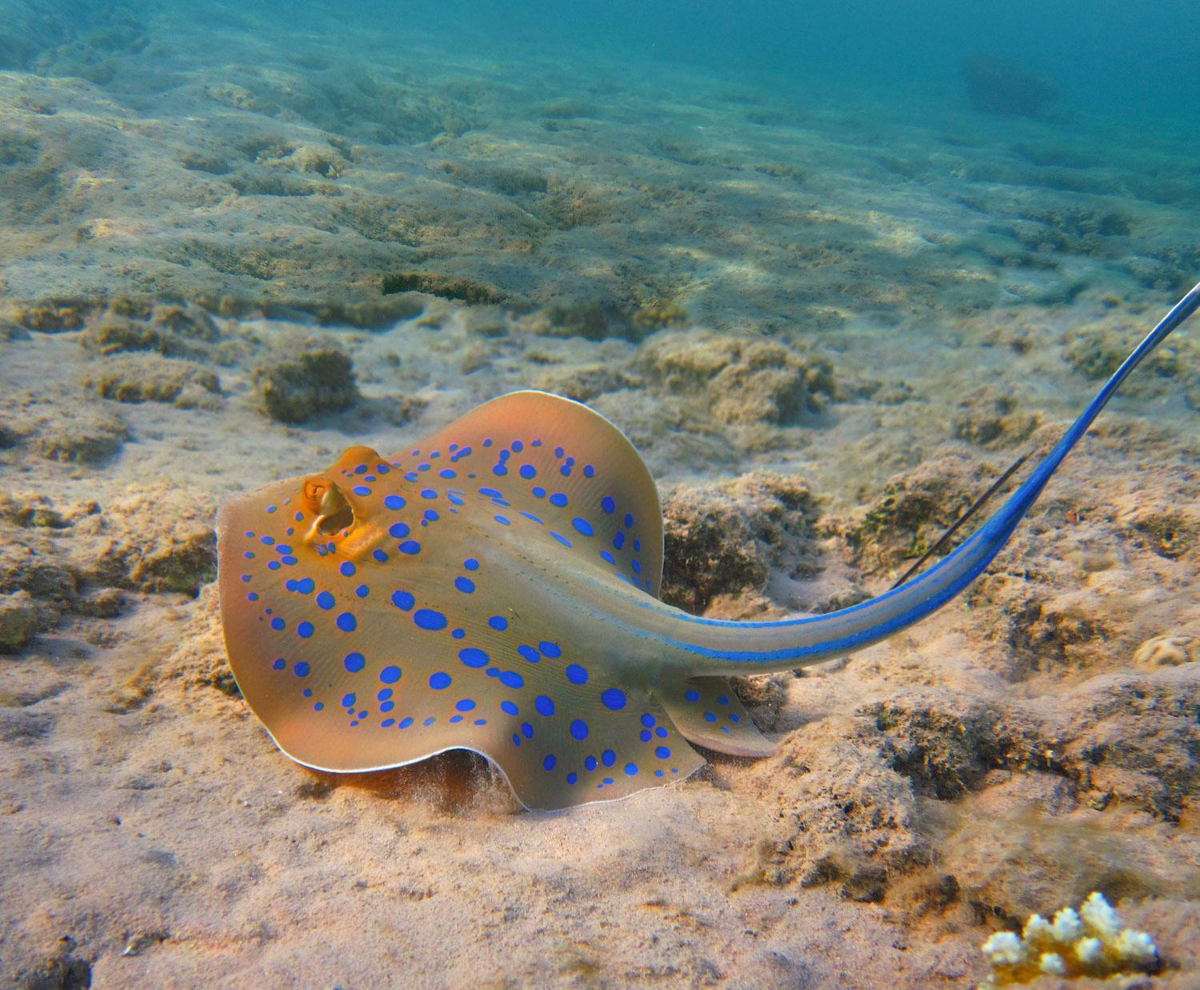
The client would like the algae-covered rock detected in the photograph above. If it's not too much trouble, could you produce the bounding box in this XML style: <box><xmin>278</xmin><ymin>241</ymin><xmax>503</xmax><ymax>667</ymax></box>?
<box><xmin>532</xmin><ymin>364</ymin><xmax>641</xmax><ymax>403</ymax></box>
<box><xmin>252</xmin><ymin>343</ymin><xmax>359</xmax><ymax>423</ymax></box>
<box><xmin>36</xmin><ymin>406</ymin><xmax>128</xmax><ymax>464</ymax></box>
<box><xmin>89</xmin><ymin>485</ymin><xmax>218</xmax><ymax>595</ymax></box>
<box><xmin>952</xmin><ymin>388</ymin><xmax>1039</xmax><ymax>448</ymax></box>
<box><xmin>78</xmin><ymin>301</ymin><xmax>219</xmax><ymax>359</ymax></box>
<box><xmin>0</xmin><ymin>591</ymin><xmax>39</xmax><ymax>653</ymax></box>
<box><xmin>660</xmin><ymin>472</ymin><xmax>819</xmax><ymax>614</ymax></box>
<box><xmin>753</xmin><ymin>715</ymin><xmax>928</xmax><ymax>897</ymax></box>
<box><xmin>845</xmin><ymin>453</ymin><xmax>994</xmax><ymax>575</ymax></box>
<box><xmin>84</xmin><ymin>353</ymin><xmax>222</xmax><ymax>407</ymax></box>
<box><xmin>640</xmin><ymin>332</ymin><xmax>835</xmax><ymax>426</ymax></box>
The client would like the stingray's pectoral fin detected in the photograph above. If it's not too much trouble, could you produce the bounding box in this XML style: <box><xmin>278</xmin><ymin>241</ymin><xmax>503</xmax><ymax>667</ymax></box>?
<box><xmin>655</xmin><ymin>678</ymin><xmax>777</xmax><ymax>757</ymax></box>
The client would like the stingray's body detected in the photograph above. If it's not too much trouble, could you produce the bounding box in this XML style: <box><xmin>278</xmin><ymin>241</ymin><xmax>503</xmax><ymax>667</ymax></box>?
<box><xmin>218</xmin><ymin>285</ymin><xmax>1199</xmax><ymax>810</ymax></box>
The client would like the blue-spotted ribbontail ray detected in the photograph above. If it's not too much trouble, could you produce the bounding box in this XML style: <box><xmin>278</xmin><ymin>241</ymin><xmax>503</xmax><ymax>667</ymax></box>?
<box><xmin>218</xmin><ymin>284</ymin><xmax>1200</xmax><ymax>811</ymax></box>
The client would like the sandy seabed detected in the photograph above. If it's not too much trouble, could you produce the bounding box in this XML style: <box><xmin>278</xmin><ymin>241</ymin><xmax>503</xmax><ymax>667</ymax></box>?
<box><xmin>0</xmin><ymin>2</ymin><xmax>1197</xmax><ymax>987</ymax></box>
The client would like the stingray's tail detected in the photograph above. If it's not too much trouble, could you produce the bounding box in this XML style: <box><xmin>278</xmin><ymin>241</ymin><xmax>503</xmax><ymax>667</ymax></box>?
<box><xmin>651</xmin><ymin>282</ymin><xmax>1200</xmax><ymax>674</ymax></box>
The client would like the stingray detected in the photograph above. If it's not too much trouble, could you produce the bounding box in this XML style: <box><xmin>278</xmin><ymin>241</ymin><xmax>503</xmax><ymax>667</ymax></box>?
<box><xmin>217</xmin><ymin>284</ymin><xmax>1199</xmax><ymax>811</ymax></box>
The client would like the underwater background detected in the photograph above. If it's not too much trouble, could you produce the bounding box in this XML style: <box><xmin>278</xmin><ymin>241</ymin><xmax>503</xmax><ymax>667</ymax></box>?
<box><xmin>0</xmin><ymin>0</ymin><xmax>1197</xmax><ymax>986</ymax></box>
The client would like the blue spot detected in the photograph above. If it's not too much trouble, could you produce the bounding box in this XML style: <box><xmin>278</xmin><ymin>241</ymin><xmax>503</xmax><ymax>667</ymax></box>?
<box><xmin>517</xmin><ymin>645</ymin><xmax>540</xmax><ymax>664</ymax></box>
<box><xmin>266</xmin><ymin>505</ymin><xmax>277</xmax><ymax>514</ymax></box>
<box><xmin>641</xmin><ymin>714</ymin><xmax>655</xmax><ymax>728</ymax></box>
<box><xmin>549</xmin><ymin>493</ymin><xmax>568</xmax><ymax>507</ymax></box>
<box><xmin>451</xmin><ymin>628</ymin><xmax>465</xmax><ymax>639</ymax></box>
<box><xmin>248</xmin><ymin>592</ymin><xmax>260</xmax><ymax>601</ymax></box>
<box><xmin>624</xmin><ymin>763</ymin><xmax>638</xmax><ymax>776</ymax></box>
<box><xmin>341</xmin><ymin>693</ymin><xmax>356</xmax><ymax>708</ymax></box>
<box><xmin>429</xmin><ymin>672</ymin><xmax>451</xmax><ymax>690</ymax></box>
<box><xmin>454</xmin><ymin>576</ymin><xmax>475</xmax><ymax>594</ymax></box>
<box><xmin>685</xmin><ymin>689</ymin><xmax>700</xmax><ymax>702</ymax></box>
<box><xmin>316</xmin><ymin>703</ymin><xmax>326</xmax><ymax>712</ymax></box>
<box><xmin>571</xmin><ymin>517</ymin><xmax>594</xmax><ymax>536</ymax></box>
<box><xmin>459</xmin><ymin>648</ymin><xmax>489</xmax><ymax>669</ymax></box>
<box><xmin>534</xmin><ymin>695</ymin><xmax>555</xmax><ymax>716</ymax></box>
<box><xmin>316</xmin><ymin>591</ymin><xmax>335</xmax><ymax>610</ymax></box>
<box><xmin>423</xmin><ymin>717</ymin><xmax>435</xmax><ymax>727</ymax></box>
<box><xmin>352</xmin><ymin>486</ymin><xmax>370</xmax><ymax>497</ymax></box>
<box><xmin>399</xmin><ymin>717</ymin><xmax>414</xmax><ymax>729</ymax></box>
<box><xmin>267</xmin><ymin>560</ymin><xmax>281</xmax><ymax>571</ymax></box>
<box><xmin>390</xmin><ymin>590</ymin><xmax>414</xmax><ymax>611</ymax></box>
<box><xmin>512</xmin><ymin>734</ymin><xmax>521</xmax><ymax>747</ymax></box>
<box><xmin>703</xmin><ymin>711</ymin><xmax>717</xmax><ymax>723</ymax></box>
<box><xmin>354</xmin><ymin>465</ymin><xmax>367</xmax><ymax>474</ymax></box>
<box><xmin>543</xmin><ymin>754</ymin><xmax>556</xmax><ymax>771</ymax></box>
<box><xmin>494</xmin><ymin>515</ymin><xmax>511</xmax><ymax>526</ymax></box>
<box><xmin>260</xmin><ymin>536</ymin><xmax>275</xmax><ymax>546</ymax></box>
<box><xmin>584</xmin><ymin>464</ymin><xmax>595</xmax><ymax>478</ymax></box>
<box><xmin>414</xmin><ymin>609</ymin><xmax>447</xmax><ymax>631</ymax></box>
<box><xmin>474</xmin><ymin>719</ymin><xmax>487</xmax><ymax>727</ymax></box>
<box><xmin>519</xmin><ymin>464</ymin><xmax>537</xmax><ymax>479</ymax></box>
<box><xmin>398</xmin><ymin>540</ymin><xmax>421</xmax><ymax>555</ymax></box>
<box><xmin>539</xmin><ymin>641</ymin><xmax>562</xmax><ymax>659</ymax></box>
<box><xmin>439</xmin><ymin>469</ymin><xmax>456</xmax><ymax>479</ymax></box>
<box><xmin>499</xmin><ymin>671</ymin><xmax>524</xmax><ymax>689</ymax></box>
<box><xmin>344</xmin><ymin>652</ymin><xmax>365</xmax><ymax>673</ymax></box>
<box><xmin>656</xmin><ymin>726</ymin><xmax>668</xmax><ymax>738</ymax></box>
<box><xmin>272</xmin><ymin>658</ymin><xmax>285</xmax><ymax>670</ymax></box>
<box><xmin>380</xmin><ymin>718</ymin><xmax>394</xmax><ymax>727</ymax></box>
<box><xmin>632</xmin><ymin>559</ymin><xmax>641</xmax><ymax>575</ymax></box>
<box><xmin>293</xmin><ymin>662</ymin><xmax>310</xmax><ymax>677</ymax></box>
<box><xmin>389</xmin><ymin>522</ymin><xmax>410</xmax><ymax>539</ymax></box>
<box><xmin>521</xmin><ymin>722</ymin><xmax>534</xmax><ymax>739</ymax></box>
<box><xmin>296</xmin><ymin>578</ymin><xmax>315</xmax><ymax>594</ymax></box>
<box><xmin>500</xmin><ymin>700</ymin><xmax>518</xmax><ymax>716</ymax></box>
<box><xmin>488</xmin><ymin>615</ymin><xmax>508</xmax><ymax>631</ymax></box>
<box><xmin>378</xmin><ymin>689</ymin><xmax>392</xmax><ymax>701</ymax></box>
<box><xmin>420</xmin><ymin>489</ymin><xmax>437</xmax><ymax>500</ymax></box>
<box><xmin>449</xmin><ymin>715</ymin><xmax>463</xmax><ymax>724</ymax></box>
<box><xmin>491</xmin><ymin>464</ymin><xmax>508</xmax><ymax>477</ymax></box>
<box><xmin>624</xmin><ymin>513</ymin><xmax>634</xmax><ymax>528</ymax></box>
<box><xmin>336</xmin><ymin>612</ymin><xmax>357</xmax><ymax>632</ymax></box>
<box><xmin>566</xmin><ymin>664</ymin><xmax>588</xmax><ymax>685</ymax></box>
<box><xmin>640</xmin><ymin>730</ymin><xmax>652</xmax><ymax>742</ymax></box>
<box><xmin>275</xmin><ymin>545</ymin><xmax>292</xmax><ymax>555</ymax></box>
<box><xmin>384</xmin><ymin>495</ymin><xmax>406</xmax><ymax>510</ymax></box>
<box><xmin>456</xmin><ymin>699</ymin><xmax>476</xmax><ymax>712</ymax></box>
<box><xmin>601</xmin><ymin>688</ymin><xmax>627</xmax><ymax>711</ymax></box>
<box><xmin>423</xmin><ymin>510</ymin><xmax>439</xmax><ymax>522</ymax></box>
<box><xmin>355</xmin><ymin>584</ymin><xmax>370</xmax><ymax>598</ymax></box>
<box><xmin>730</xmin><ymin>713</ymin><xmax>741</xmax><ymax>722</ymax></box>
<box><xmin>270</xmin><ymin>617</ymin><xmax>285</xmax><ymax>631</ymax></box>
<box><xmin>570</xmin><ymin>719</ymin><xmax>589</xmax><ymax>740</ymax></box>
<box><xmin>532</xmin><ymin>486</ymin><xmax>546</xmax><ymax>499</ymax></box>
<box><xmin>244</xmin><ymin>552</ymin><xmax>255</xmax><ymax>560</ymax></box>
<box><xmin>280</xmin><ymin>556</ymin><xmax>297</xmax><ymax>566</ymax></box>
<box><xmin>519</xmin><ymin>512</ymin><xmax>544</xmax><ymax>524</ymax></box>
<box><xmin>554</xmin><ymin>446</ymin><xmax>564</xmax><ymax>458</ymax></box>
<box><xmin>478</xmin><ymin>487</ymin><xmax>503</xmax><ymax>498</ymax></box>
<box><xmin>613</xmin><ymin>532</ymin><xmax>625</xmax><ymax>550</ymax></box>
<box><xmin>655</xmin><ymin>746</ymin><xmax>671</xmax><ymax>759</ymax></box>
<box><xmin>601</xmin><ymin>496</ymin><xmax>615</xmax><ymax>514</ymax></box>
<box><xmin>717</xmin><ymin>694</ymin><xmax>729</xmax><ymax>705</ymax></box>
<box><xmin>566</xmin><ymin>772</ymin><xmax>577</xmax><ymax>785</ymax></box>
<box><xmin>600</xmin><ymin>551</ymin><xmax>615</xmax><ymax>564</ymax></box>
<box><xmin>601</xmin><ymin>749</ymin><xmax>616</xmax><ymax>768</ymax></box>
<box><xmin>584</xmin><ymin>756</ymin><xmax>597</xmax><ymax>771</ymax></box>
<box><xmin>464</xmin><ymin>558</ymin><xmax>479</xmax><ymax>571</ymax></box>
<box><xmin>379</xmin><ymin>665</ymin><xmax>401</xmax><ymax>684</ymax></box>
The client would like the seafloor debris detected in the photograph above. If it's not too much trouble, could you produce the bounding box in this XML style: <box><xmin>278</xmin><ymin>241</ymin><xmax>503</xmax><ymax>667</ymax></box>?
<box><xmin>980</xmin><ymin>892</ymin><xmax>1159</xmax><ymax>984</ymax></box>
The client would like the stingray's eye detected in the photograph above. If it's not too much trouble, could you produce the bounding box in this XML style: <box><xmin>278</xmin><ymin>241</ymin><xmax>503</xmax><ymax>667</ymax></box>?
<box><xmin>302</xmin><ymin>479</ymin><xmax>328</xmax><ymax>511</ymax></box>
<box><xmin>304</xmin><ymin>479</ymin><xmax>354</xmax><ymax>537</ymax></box>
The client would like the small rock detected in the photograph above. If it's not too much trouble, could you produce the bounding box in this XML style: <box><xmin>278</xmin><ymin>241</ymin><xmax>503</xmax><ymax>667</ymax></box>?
<box><xmin>1132</xmin><ymin>634</ymin><xmax>1192</xmax><ymax>668</ymax></box>
<box><xmin>0</xmin><ymin>591</ymin><xmax>39</xmax><ymax>653</ymax></box>
<box><xmin>252</xmin><ymin>343</ymin><xmax>359</xmax><ymax>423</ymax></box>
